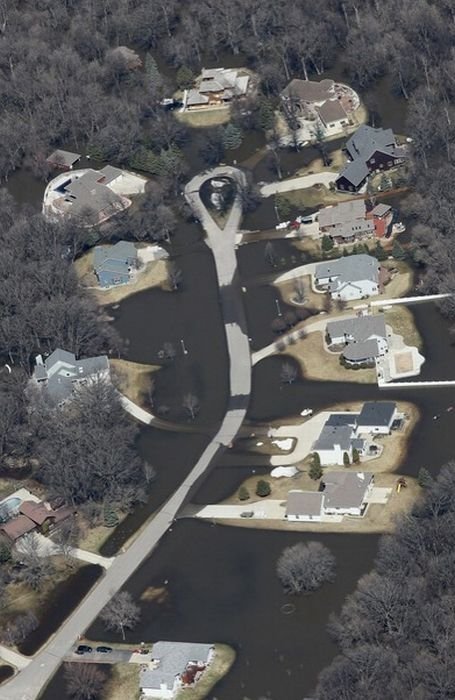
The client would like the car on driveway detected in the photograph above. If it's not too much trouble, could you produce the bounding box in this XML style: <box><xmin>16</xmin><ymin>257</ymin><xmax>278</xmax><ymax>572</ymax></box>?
<box><xmin>96</xmin><ymin>646</ymin><xmax>112</xmax><ymax>654</ymax></box>
<box><xmin>75</xmin><ymin>645</ymin><xmax>92</xmax><ymax>655</ymax></box>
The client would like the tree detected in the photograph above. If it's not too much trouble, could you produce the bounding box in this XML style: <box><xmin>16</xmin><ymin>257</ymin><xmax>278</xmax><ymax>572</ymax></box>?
<box><xmin>280</xmin><ymin>361</ymin><xmax>298</xmax><ymax>384</ymax></box>
<box><xmin>264</xmin><ymin>241</ymin><xmax>277</xmax><ymax>268</ymax></box>
<box><xmin>418</xmin><ymin>467</ymin><xmax>433</xmax><ymax>488</ymax></box>
<box><xmin>293</xmin><ymin>277</ymin><xmax>306</xmax><ymax>303</ymax></box>
<box><xmin>321</xmin><ymin>235</ymin><xmax>334</xmax><ymax>253</ymax></box>
<box><xmin>0</xmin><ymin>540</ymin><xmax>11</xmax><ymax>563</ymax></box>
<box><xmin>100</xmin><ymin>591</ymin><xmax>140</xmax><ymax>641</ymax></box>
<box><xmin>374</xmin><ymin>240</ymin><xmax>388</xmax><ymax>261</ymax></box>
<box><xmin>64</xmin><ymin>662</ymin><xmax>107</xmax><ymax>700</ymax></box>
<box><xmin>271</xmin><ymin>317</ymin><xmax>287</xmax><ymax>334</ymax></box>
<box><xmin>257</xmin><ymin>97</ymin><xmax>275</xmax><ymax>131</ymax></box>
<box><xmin>392</xmin><ymin>240</ymin><xmax>407</xmax><ymax>260</ymax></box>
<box><xmin>199</xmin><ymin>128</ymin><xmax>225</xmax><ymax>167</ymax></box>
<box><xmin>167</xmin><ymin>262</ymin><xmax>183</xmax><ymax>291</ymax></box>
<box><xmin>277</xmin><ymin>542</ymin><xmax>336</xmax><ymax>595</ymax></box>
<box><xmin>352</xmin><ymin>447</ymin><xmax>360</xmax><ymax>464</ymax></box>
<box><xmin>161</xmin><ymin>342</ymin><xmax>177</xmax><ymax>361</ymax></box>
<box><xmin>182</xmin><ymin>393</ymin><xmax>200</xmax><ymax>420</ymax></box>
<box><xmin>1</xmin><ymin>612</ymin><xmax>38</xmax><ymax>646</ymax></box>
<box><xmin>176</xmin><ymin>65</ymin><xmax>194</xmax><ymax>90</ymax></box>
<box><xmin>103</xmin><ymin>502</ymin><xmax>119</xmax><ymax>528</ymax></box>
<box><xmin>53</xmin><ymin>518</ymin><xmax>80</xmax><ymax>559</ymax></box>
<box><xmin>256</xmin><ymin>480</ymin><xmax>271</xmax><ymax>497</ymax></box>
<box><xmin>222</xmin><ymin>123</ymin><xmax>243</xmax><ymax>150</ymax></box>
<box><xmin>343</xmin><ymin>452</ymin><xmax>351</xmax><ymax>467</ymax></box>
<box><xmin>14</xmin><ymin>535</ymin><xmax>55</xmax><ymax>591</ymax></box>
<box><xmin>275</xmin><ymin>194</ymin><xmax>292</xmax><ymax>219</ymax></box>
<box><xmin>309</xmin><ymin>460</ymin><xmax>323</xmax><ymax>481</ymax></box>
<box><xmin>238</xmin><ymin>486</ymin><xmax>250</xmax><ymax>501</ymax></box>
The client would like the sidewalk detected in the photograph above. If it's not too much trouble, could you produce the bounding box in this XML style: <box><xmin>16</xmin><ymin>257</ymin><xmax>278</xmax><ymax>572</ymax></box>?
<box><xmin>0</xmin><ymin>645</ymin><xmax>29</xmax><ymax>670</ymax></box>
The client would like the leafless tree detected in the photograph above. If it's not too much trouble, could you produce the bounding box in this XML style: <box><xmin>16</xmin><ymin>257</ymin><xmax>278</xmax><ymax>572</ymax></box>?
<box><xmin>167</xmin><ymin>262</ymin><xmax>183</xmax><ymax>291</ymax></box>
<box><xmin>100</xmin><ymin>591</ymin><xmax>140</xmax><ymax>641</ymax></box>
<box><xmin>280</xmin><ymin>361</ymin><xmax>298</xmax><ymax>384</ymax></box>
<box><xmin>292</xmin><ymin>277</ymin><xmax>306</xmax><ymax>304</ymax></box>
<box><xmin>161</xmin><ymin>341</ymin><xmax>176</xmax><ymax>361</ymax></box>
<box><xmin>264</xmin><ymin>241</ymin><xmax>277</xmax><ymax>268</ymax></box>
<box><xmin>64</xmin><ymin>662</ymin><xmax>107</xmax><ymax>700</ymax></box>
<box><xmin>182</xmin><ymin>393</ymin><xmax>200</xmax><ymax>420</ymax></box>
<box><xmin>277</xmin><ymin>541</ymin><xmax>336</xmax><ymax>595</ymax></box>
<box><xmin>52</xmin><ymin>518</ymin><xmax>80</xmax><ymax>561</ymax></box>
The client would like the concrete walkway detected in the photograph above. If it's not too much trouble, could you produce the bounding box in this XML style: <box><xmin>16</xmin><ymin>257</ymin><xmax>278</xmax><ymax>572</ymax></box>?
<box><xmin>16</xmin><ymin>534</ymin><xmax>114</xmax><ymax>570</ymax></box>
<box><xmin>274</xmin><ymin>262</ymin><xmax>317</xmax><ymax>284</ymax></box>
<box><xmin>0</xmin><ymin>645</ymin><xmax>29</xmax><ymax>670</ymax></box>
<box><xmin>260</xmin><ymin>172</ymin><xmax>337</xmax><ymax>197</ymax></box>
<box><xmin>1</xmin><ymin>167</ymin><xmax>252</xmax><ymax>700</ymax></box>
<box><xmin>268</xmin><ymin>412</ymin><xmax>333</xmax><ymax>467</ymax></box>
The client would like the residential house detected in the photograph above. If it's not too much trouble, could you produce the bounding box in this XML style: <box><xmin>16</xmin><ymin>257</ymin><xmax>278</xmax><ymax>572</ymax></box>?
<box><xmin>186</xmin><ymin>68</ymin><xmax>249</xmax><ymax>110</ymax></box>
<box><xmin>316</xmin><ymin>99</ymin><xmax>349</xmax><ymax>131</ymax></box>
<box><xmin>314</xmin><ymin>254</ymin><xmax>381</xmax><ymax>301</ymax></box>
<box><xmin>31</xmin><ymin>348</ymin><xmax>110</xmax><ymax>405</ymax></box>
<box><xmin>42</xmin><ymin>166</ymin><xmax>147</xmax><ymax>226</ymax></box>
<box><xmin>0</xmin><ymin>516</ymin><xmax>36</xmax><ymax>542</ymax></box>
<box><xmin>321</xmin><ymin>471</ymin><xmax>374</xmax><ymax>516</ymax></box>
<box><xmin>94</xmin><ymin>241</ymin><xmax>138</xmax><ymax>288</ymax></box>
<box><xmin>326</xmin><ymin>315</ymin><xmax>388</xmax><ymax>366</ymax></box>
<box><xmin>318</xmin><ymin>200</ymin><xmax>374</xmax><ymax>244</ymax></box>
<box><xmin>0</xmin><ymin>501</ymin><xmax>72</xmax><ymax>543</ymax></box>
<box><xmin>281</xmin><ymin>78</ymin><xmax>336</xmax><ymax>112</ymax></box>
<box><xmin>336</xmin><ymin>125</ymin><xmax>408</xmax><ymax>192</ymax></box>
<box><xmin>312</xmin><ymin>424</ymin><xmax>365</xmax><ymax>466</ymax></box>
<box><xmin>140</xmin><ymin>642</ymin><xmax>214</xmax><ymax>698</ymax></box>
<box><xmin>46</xmin><ymin>150</ymin><xmax>81</xmax><ymax>171</ymax></box>
<box><xmin>356</xmin><ymin>401</ymin><xmax>397</xmax><ymax>434</ymax></box>
<box><xmin>285</xmin><ymin>490</ymin><xmax>324</xmax><ymax>522</ymax></box>
<box><xmin>367</xmin><ymin>203</ymin><xmax>393</xmax><ymax>238</ymax></box>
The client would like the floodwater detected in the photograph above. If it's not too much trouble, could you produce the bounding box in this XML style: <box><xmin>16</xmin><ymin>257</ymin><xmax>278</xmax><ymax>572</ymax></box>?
<box><xmin>0</xmin><ymin>666</ymin><xmax>14</xmax><ymax>684</ymax></box>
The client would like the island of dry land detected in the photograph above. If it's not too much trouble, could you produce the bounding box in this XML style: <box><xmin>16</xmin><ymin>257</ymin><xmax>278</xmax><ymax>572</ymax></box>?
<box><xmin>194</xmin><ymin>401</ymin><xmax>419</xmax><ymax>534</ymax></box>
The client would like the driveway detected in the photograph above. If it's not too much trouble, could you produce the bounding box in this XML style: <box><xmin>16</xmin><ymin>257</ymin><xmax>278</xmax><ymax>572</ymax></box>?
<box><xmin>260</xmin><ymin>172</ymin><xmax>338</xmax><ymax>197</ymax></box>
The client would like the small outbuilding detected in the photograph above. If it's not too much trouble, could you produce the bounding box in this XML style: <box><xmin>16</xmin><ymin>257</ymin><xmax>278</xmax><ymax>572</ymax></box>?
<box><xmin>46</xmin><ymin>150</ymin><xmax>81</xmax><ymax>170</ymax></box>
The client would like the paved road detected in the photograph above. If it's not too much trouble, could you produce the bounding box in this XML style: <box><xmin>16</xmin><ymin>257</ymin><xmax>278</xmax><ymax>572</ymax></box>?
<box><xmin>260</xmin><ymin>171</ymin><xmax>338</xmax><ymax>197</ymax></box>
<box><xmin>1</xmin><ymin>168</ymin><xmax>252</xmax><ymax>700</ymax></box>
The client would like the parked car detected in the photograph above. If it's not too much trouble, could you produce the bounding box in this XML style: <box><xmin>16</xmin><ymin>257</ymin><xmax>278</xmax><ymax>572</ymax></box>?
<box><xmin>96</xmin><ymin>646</ymin><xmax>113</xmax><ymax>654</ymax></box>
<box><xmin>75</xmin><ymin>645</ymin><xmax>92</xmax><ymax>655</ymax></box>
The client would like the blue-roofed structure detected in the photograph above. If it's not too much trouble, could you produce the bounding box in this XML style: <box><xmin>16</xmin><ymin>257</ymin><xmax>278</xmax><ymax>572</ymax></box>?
<box><xmin>94</xmin><ymin>241</ymin><xmax>137</xmax><ymax>287</ymax></box>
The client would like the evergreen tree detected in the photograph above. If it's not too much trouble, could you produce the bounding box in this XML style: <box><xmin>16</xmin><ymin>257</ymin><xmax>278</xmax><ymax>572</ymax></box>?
<box><xmin>103</xmin><ymin>503</ymin><xmax>119</xmax><ymax>528</ymax></box>
<box><xmin>275</xmin><ymin>194</ymin><xmax>291</xmax><ymax>219</ymax></box>
<box><xmin>258</xmin><ymin>98</ymin><xmax>275</xmax><ymax>131</ymax></box>
<box><xmin>309</xmin><ymin>460</ymin><xmax>323</xmax><ymax>480</ymax></box>
<box><xmin>321</xmin><ymin>235</ymin><xmax>334</xmax><ymax>253</ymax></box>
<box><xmin>418</xmin><ymin>467</ymin><xmax>433</xmax><ymax>489</ymax></box>
<box><xmin>392</xmin><ymin>240</ymin><xmax>406</xmax><ymax>260</ymax></box>
<box><xmin>352</xmin><ymin>447</ymin><xmax>360</xmax><ymax>464</ymax></box>
<box><xmin>256</xmin><ymin>480</ymin><xmax>271</xmax><ymax>497</ymax></box>
<box><xmin>176</xmin><ymin>66</ymin><xmax>195</xmax><ymax>90</ymax></box>
<box><xmin>374</xmin><ymin>240</ymin><xmax>388</xmax><ymax>261</ymax></box>
<box><xmin>343</xmin><ymin>452</ymin><xmax>350</xmax><ymax>467</ymax></box>
<box><xmin>222</xmin><ymin>123</ymin><xmax>243</xmax><ymax>150</ymax></box>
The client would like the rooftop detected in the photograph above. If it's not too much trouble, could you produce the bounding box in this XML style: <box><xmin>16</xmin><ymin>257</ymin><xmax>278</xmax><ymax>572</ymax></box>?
<box><xmin>94</xmin><ymin>241</ymin><xmax>137</xmax><ymax>272</ymax></box>
<box><xmin>337</xmin><ymin>159</ymin><xmax>369</xmax><ymax>187</ymax></box>
<box><xmin>325</xmin><ymin>413</ymin><xmax>358</xmax><ymax>428</ymax></box>
<box><xmin>318</xmin><ymin>200</ymin><xmax>366</xmax><ymax>229</ymax></box>
<box><xmin>357</xmin><ymin>401</ymin><xmax>396</xmax><ymax>428</ymax></box>
<box><xmin>330</xmin><ymin>219</ymin><xmax>375</xmax><ymax>239</ymax></box>
<box><xmin>313</xmin><ymin>424</ymin><xmax>353</xmax><ymax>452</ymax></box>
<box><xmin>281</xmin><ymin>78</ymin><xmax>335</xmax><ymax>103</ymax></box>
<box><xmin>315</xmin><ymin>254</ymin><xmax>379</xmax><ymax>286</ymax></box>
<box><xmin>140</xmin><ymin>642</ymin><xmax>213</xmax><ymax>691</ymax></box>
<box><xmin>19</xmin><ymin>501</ymin><xmax>52</xmax><ymax>526</ymax></box>
<box><xmin>0</xmin><ymin>515</ymin><xmax>36</xmax><ymax>541</ymax></box>
<box><xmin>286</xmin><ymin>490</ymin><xmax>324</xmax><ymax>518</ymax></box>
<box><xmin>317</xmin><ymin>99</ymin><xmax>348</xmax><ymax>125</ymax></box>
<box><xmin>326</xmin><ymin>315</ymin><xmax>387</xmax><ymax>344</ymax></box>
<box><xmin>371</xmin><ymin>203</ymin><xmax>392</xmax><ymax>217</ymax></box>
<box><xmin>46</xmin><ymin>150</ymin><xmax>81</xmax><ymax>168</ymax></box>
<box><xmin>32</xmin><ymin>348</ymin><xmax>109</xmax><ymax>404</ymax></box>
<box><xmin>342</xmin><ymin>338</ymin><xmax>380</xmax><ymax>362</ymax></box>
<box><xmin>346</xmin><ymin>125</ymin><xmax>396</xmax><ymax>160</ymax></box>
<box><xmin>322</xmin><ymin>471</ymin><xmax>373</xmax><ymax>510</ymax></box>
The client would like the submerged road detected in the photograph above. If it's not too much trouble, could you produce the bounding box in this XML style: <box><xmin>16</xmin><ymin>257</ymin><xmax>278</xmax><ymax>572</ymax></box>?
<box><xmin>1</xmin><ymin>168</ymin><xmax>251</xmax><ymax>700</ymax></box>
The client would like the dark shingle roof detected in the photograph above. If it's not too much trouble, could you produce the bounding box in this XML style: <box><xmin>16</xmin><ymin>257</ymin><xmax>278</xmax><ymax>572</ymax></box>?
<box><xmin>357</xmin><ymin>401</ymin><xmax>396</xmax><ymax>427</ymax></box>
<box><xmin>286</xmin><ymin>490</ymin><xmax>324</xmax><ymax>517</ymax></box>
<box><xmin>322</xmin><ymin>471</ymin><xmax>373</xmax><ymax>509</ymax></box>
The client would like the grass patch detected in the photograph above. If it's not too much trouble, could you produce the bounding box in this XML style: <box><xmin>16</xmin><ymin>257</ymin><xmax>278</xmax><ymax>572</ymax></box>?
<box><xmin>110</xmin><ymin>358</ymin><xmax>159</xmax><ymax>408</ymax></box>
<box><xmin>175</xmin><ymin>107</ymin><xmax>230</xmax><ymax>128</ymax></box>
<box><xmin>103</xmin><ymin>664</ymin><xmax>140</xmax><ymax>700</ymax></box>
<box><xmin>295</xmin><ymin>149</ymin><xmax>346</xmax><ymax>178</ymax></box>
<box><xmin>175</xmin><ymin>644</ymin><xmax>236</xmax><ymax>700</ymax></box>
<box><xmin>286</xmin><ymin>330</ymin><xmax>377</xmax><ymax>384</ymax></box>
<box><xmin>384</xmin><ymin>306</ymin><xmax>422</xmax><ymax>349</ymax></box>
<box><xmin>381</xmin><ymin>259</ymin><xmax>414</xmax><ymax>298</ymax></box>
<box><xmin>281</xmin><ymin>185</ymin><xmax>351</xmax><ymax>209</ymax></box>
<box><xmin>77</xmin><ymin>518</ymin><xmax>126</xmax><ymax>555</ymax></box>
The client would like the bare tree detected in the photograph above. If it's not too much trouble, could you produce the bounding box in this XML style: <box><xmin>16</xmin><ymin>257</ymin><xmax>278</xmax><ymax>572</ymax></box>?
<box><xmin>15</xmin><ymin>534</ymin><xmax>55</xmax><ymax>591</ymax></box>
<box><xmin>264</xmin><ymin>241</ymin><xmax>277</xmax><ymax>268</ymax></box>
<box><xmin>182</xmin><ymin>393</ymin><xmax>200</xmax><ymax>420</ymax></box>
<box><xmin>160</xmin><ymin>341</ymin><xmax>176</xmax><ymax>361</ymax></box>
<box><xmin>100</xmin><ymin>591</ymin><xmax>140</xmax><ymax>641</ymax></box>
<box><xmin>0</xmin><ymin>612</ymin><xmax>38</xmax><ymax>646</ymax></box>
<box><xmin>64</xmin><ymin>662</ymin><xmax>107</xmax><ymax>700</ymax></box>
<box><xmin>277</xmin><ymin>542</ymin><xmax>336</xmax><ymax>595</ymax></box>
<box><xmin>52</xmin><ymin>518</ymin><xmax>80</xmax><ymax>561</ymax></box>
<box><xmin>167</xmin><ymin>262</ymin><xmax>183</xmax><ymax>291</ymax></box>
<box><xmin>292</xmin><ymin>277</ymin><xmax>306</xmax><ymax>304</ymax></box>
<box><xmin>280</xmin><ymin>361</ymin><xmax>298</xmax><ymax>384</ymax></box>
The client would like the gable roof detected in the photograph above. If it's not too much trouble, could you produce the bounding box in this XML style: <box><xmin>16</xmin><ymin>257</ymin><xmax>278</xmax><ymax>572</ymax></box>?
<box><xmin>317</xmin><ymin>99</ymin><xmax>348</xmax><ymax>125</ymax></box>
<box><xmin>371</xmin><ymin>203</ymin><xmax>392</xmax><ymax>217</ymax></box>
<box><xmin>33</xmin><ymin>349</ymin><xmax>109</xmax><ymax>404</ymax></box>
<box><xmin>318</xmin><ymin>200</ymin><xmax>366</xmax><ymax>228</ymax></box>
<box><xmin>322</xmin><ymin>471</ymin><xmax>373</xmax><ymax>509</ymax></box>
<box><xmin>141</xmin><ymin>642</ymin><xmax>213</xmax><ymax>691</ymax></box>
<box><xmin>337</xmin><ymin>159</ymin><xmax>369</xmax><ymax>188</ymax></box>
<box><xmin>286</xmin><ymin>490</ymin><xmax>324</xmax><ymax>517</ymax></box>
<box><xmin>326</xmin><ymin>315</ymin><xmax>387</xmax><ymax>344</ymax></box>
<box><xmin>47</xmin><ymin>150</ymin><xmax>81</xmax><ymax>168</ymax></box>
<box><xmin>345</xmin><ymin>125</ymin><xmax>396</xmax><ymax>160</ymax></box>
<box><xmin>315</xmin><ymin>254</ymin><xmax>379</xmax><ymax>287</ymax></box>
<box><xmin>0</xmin><ymin>515</ymin><xmax>36</xmax><ymax>541</ymax></box>
<box><xmin>330</xmin><ymin>219</ymin><xmax>375</xmax><ymax>239</ymax></box>
<box><xmin>313</xmin><ymin>424</ymin><xmax>353</xmax><ymax>452</ymax></box>
<box><xmin>19</xmin><ymin>501</ymin><xmax>53</xmax><ymax>526</ymax></box>
<box><xmin>94</xmin><ymin>241</ymin><xmax>137</xmax><ymax>272</ymax></box>
<box><xmin>357</xmin><ymin>401</ymin><xmax>396</xmax><ymax>428</ymax></box>
<box><xmin>342</xmin><ymin>338</ymin><xmax>380</xmax><ymax>362</ymax></box>
<box><xmin>281</xmin><ymin>78</ymin><xmax>334</xmax><ymax>103</ymax></box>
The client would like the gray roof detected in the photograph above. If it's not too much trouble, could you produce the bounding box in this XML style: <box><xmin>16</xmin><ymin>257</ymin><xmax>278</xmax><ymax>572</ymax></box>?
<box><xmin>140</xmin><ymin>642</ymin><xmax>213</xmax><ymax>691</ymax></box>
<box><xmin>330</xmin><ymin>219</ymin><xmax>374</xmax><ymax>239</ymax></box>
<box><xmin>33</xmin><ymin>348</ymin><xmax>109</xmax><ymax>404</ymax></box>
<box><xmin>64</xmin><ymin>171</ymin><xmax>124</xmax><ymax>222</ymax></box>
<box><xmin>318</xmin><ymin>200</ymin><xmax>366</xmax><ymax>229</ymax></box>
<box><xmin>342</xmin><ymin>338</ymin><xmax>380</xmax><ymax>362</ymax></box>
<box><xmin>371</xmin><ymin>203</ymin><xmax>392</xmax><ymax>217</ymax></box>
<box><xmin>187</xmin><ymin>89</ymin><xmax>209</xmax><ymax>106</ymax></box>
<box><xmin>357</xmin><ymin>401</ymin><xmax>396</xmax><ymax>428</ymax></box>
<box><xmin>315</xmin><ymin>254</ymin><xmax>379</xmax><ymax>287</ymax></box>
<box><xmin>326</xmin><ymin>315</ymin><xmax>387</xmax><ymax>344</ymax></box>
<box><xmin>94</xmin><ymin>241</ymin><xmax>137</xmax><ymax>274</ymax></box>
<box><xmin>325</xmin><ymin>413</ymin><xmax>359</xmax><ymax>428</ymax></box>
<box><xmin>322</xmin><ymin>471</ymin><xmax>373</xmax><ymax>509</ymax></box>
<box><xmin>317</xmin><ymin>99</ymin><xmax>347</xmax><ymax>125</ymax></box>
<box><xmin>286</xmin><ymin>490</ymin><xmax>324</xmax><ymax>517</ymax></box>
<box><xmin>313</xmin><ymin>424</ymin><xmax>353</xmax><ymax>452</ymax></box>
<box><xmin>281</xmin><ymin>78</ymin><xmax>334</xmax><ymax>103</ymax></box>
<box><xmin>47</xmin><ymin>150</ymin><xmax>81</xmax><ymax>168</ymax></box>
<box><xmin>336</xmin><ymin>159</ymin><xmax>369</xmax><ymax>187</ymax></box>
<box><xmin>98</xmin><ymin>165</ymin><xmax>123</xmax><ymax>185</ymax></box>
<box><xmin>345</xmin><ymin>125</ymin><xmax>396</xmax><ymax>160</ymax></box>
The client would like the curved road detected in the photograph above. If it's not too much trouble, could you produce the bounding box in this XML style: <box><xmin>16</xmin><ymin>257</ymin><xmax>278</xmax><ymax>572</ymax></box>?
<box><xmin>1</xmin><ymin>168</ymin><xmax>251</xmax><ymax>700</ymax></box>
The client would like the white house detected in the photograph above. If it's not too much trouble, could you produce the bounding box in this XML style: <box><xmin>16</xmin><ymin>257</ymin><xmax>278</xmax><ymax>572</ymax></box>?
<box><xmin>321</xmin><ymin>471</ymin><xmax>374</xmax><ymax>516</ymax></box>
<box><xmin>140</xmin><ymin>642</ymin><xmax>214</xmax><ymax>699</ymax></box>
<box><xmin>356</xmin><ymin>402</ymin><xmax>397</xmax><ymax>435</ymax></box>
<box><xmin>313</xmin><ymin>424</ymin><xmax>355</xmax><ymax>466</ymax></box>
<box><xmin>326</xmin><ymin>315</ymin><xmax>389</xmax><ymax>366</ymax></box>
<box><xmin>285</xmin><ymin>490</ymin><xmax>324</xmax><ymax>522</ymax></box>
<box><xmin>314</xmin><ymin>254</ymin><xmax>380</xmax><ymax>301</ymax></box>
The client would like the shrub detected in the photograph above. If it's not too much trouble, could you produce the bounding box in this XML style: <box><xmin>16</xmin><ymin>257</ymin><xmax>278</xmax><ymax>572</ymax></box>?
<box><xmin>256</xmin><ymin>480</ymin><xmax>271</xmax><ymax>497</ymax></box>
<box><xmin>238</xmin><ymin>486</ymin><xmax>250</xmax><ymax>501</ymax></box>
<box><xmin>309</xmin><ymin>461</ymin><xmax>323</xmax><ymax>480</ymax></box>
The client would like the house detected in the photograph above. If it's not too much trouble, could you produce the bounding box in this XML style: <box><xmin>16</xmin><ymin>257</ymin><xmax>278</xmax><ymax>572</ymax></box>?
<box><xmin>326</xmin><ymin>315</ymin><xmax>388</xmax><ymax>366</ymax></box>
<box><xmin>314</xmin><ymin>254</ymin><xmax>380</xmax><ymax>301</ymax></box>
<box><xmin>336</xmin><ymin>125</ymin><xmax>408</xmax><ymax>192</ymax></box>
<box><xmin>94</xmin><ymin>241</ymin><xmax>138</xmax><ymax>288</ymax></box>
<box><xmin>313</xmin><ymin>424</ymin><xmax>357</xmax><ymax>466</ymax></box>
<box><xmin>0</xmin><ymin>515</ymin><xmax>37</xmax><ymax>542</ymax></box>
<box><xmin>140</xmin><ymin>642</ymin><xmax>214</xmax><ymax>698</ymax></box>
<box><xmin>46</xmin><ymin>150</ymin><xmax>81</xmax><ymax>171</ymax></box>
<box><xmin>316</xmin><ymin>99</ymin><xmax>349</xmax><ymax>131</ymax></box>
<box><xmin>281</xmin><ymin>78</ymin><xmax>336</xmax><ymax>111</ymax></box>
<box><xmin>42</xmin><ymin>166</ymin><xmax>147</xmax><ymax>226</ymax></box>
<box><xmin>186</xmin><ymin>68</ymin><xmax>249</xmax><ymax>110</ymax></box>
<box><xmin>318</xmin><ymin>200</ymin><xmax>374</xmax><ymax>244</ymax></box>
<box><xmin>0</xmin><ymin>501</ymin><xmax>73</xmax><ymax>543</ymax></box>
<box><xmin>367</xmin><ymin>203</ymin><xmax>393</xmax><ymax>238</ymax></box>
<box><xmin>31</xmin><ymin>348</ymin><xmax>110</xmax><ymax>405</ymax></box>
<box><xmin>285</xmin><ymin>490</ymin><xmax>324</xmax><ymax>522</ymax></box>
<box><xmin>356</xmin><ymin>401</ymin><xmax>397</xmax><ymax>434</ymax></box>
<box><xmin>321</xmin><ymin>471</ymin><xmax>374</xmax><ymax>516</ymax></box>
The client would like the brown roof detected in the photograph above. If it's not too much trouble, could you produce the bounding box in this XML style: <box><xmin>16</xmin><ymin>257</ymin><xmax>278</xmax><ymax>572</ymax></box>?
<box><xmin>317</xmin><ymin>99</ymin><xmax>348</xmax><ymax>126</ymax></box>
<box><xmin>0</xmin><ymin>515</ymin><xmax>36</xmax><ymax>541</ymax></box>
<box><xmin>52</xmin><ymin>506</ymin><xmax>74</xmax><ymax>524</ymax></box>
<box><xmin>282</xmin><ymin>78</ymin><xmax>334</xmax><ymax>103</ymax></box>
<box><xmin>20</xmin><ymin>501</ymin><xmax>53</xmax><ymax>526</ymax></box>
